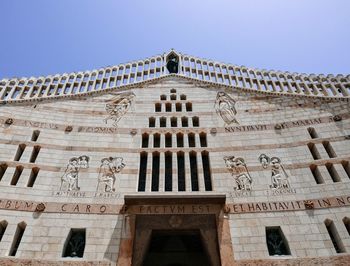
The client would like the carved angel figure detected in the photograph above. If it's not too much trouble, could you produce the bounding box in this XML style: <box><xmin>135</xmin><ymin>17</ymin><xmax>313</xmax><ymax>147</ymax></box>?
<box><xmin>104</xmin><ymin>92</ymin><xmax>135</xmax><ymax>127</ymax></box>
<box><xmin>224</xmin><ymin>156</ymin><xmax>252</xmax><ymax>191</ymax></box>
<box><xmin>215</xmin><ymin>91</ymin><xmax>238</xmax><ymax>125</ymax></box>
<box><xmin>270</xmin><ymin>157</ymin><xmax>290</xmax><ymax>189</ymax></box>
<box><xmin>97</xmin><ymin>157</ymin><xmax>125</xmax><ymax>192</ymax></box>
<box><xmin>259</xmin><ymin>154</ymin><xmax>291</xmax><ymax>189</ymax></box>
<box><xmin>60</xmin><ymin>155</ymin><xmax>90</xmax><ymax>191</ymax></box>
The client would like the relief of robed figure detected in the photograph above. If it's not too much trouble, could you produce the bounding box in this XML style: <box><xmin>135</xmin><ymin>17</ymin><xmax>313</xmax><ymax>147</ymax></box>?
<box><xmin>96</xmin><ymin>157</ymin><xmax>125</xmax><ymax>192</ymax></box>
<box><xmin>104</xmin><ymin>92</ymin><xmax>135</xmax><ymax>127</ymax></box>
<box><xmin>215</xmin><ymin>91</ymin><xmax>238</xmax><ymax>126</ymax></box>
<box><xmin>224</xmin><ymin>156</ymin><xmax>252</xmax><ymax>191</ymax></box>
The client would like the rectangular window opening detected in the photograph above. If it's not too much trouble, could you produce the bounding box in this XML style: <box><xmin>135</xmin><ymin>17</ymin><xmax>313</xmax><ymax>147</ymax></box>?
<box><xmin>14</xmin><ymin>144</ymin><xmax>26</xmax><ymax>161</ymax></box>
<box><xmin>138</xmin><ymin>153</ymin><xmax>148</xmax><ymax>192</ymax></box>
<box><xmin>266</xmin><ymin>226</ymin><xmax>291</xmax><ymax>256</ymax></box>
<box><xmin>325</xmin><ymin>220</ymin><xmax>346</xmax><ymax>253</ymax></box>
<box><xmin>189</xmin><ymin>152</ymin><xmax>199</xmax><ymax>191</ymax></box>
<box><xmin>9</xmin><ymin>222</ymin><xmax>26</xmax><ymax>256</ymax></box>
<box><xmin>151</xmin><ymin>153</ymin><xmax>160</xmax><ymax>192</ymax></box>
<box><xmin>29</xmin><ymin>146</ymin><xmax>41</xmax><ymax>163</ymax></box>
<box><xmin>62</xmin><ymin>228</ymin><xmax>86</xmax><ymax>258</ymax></box>
<box><xmin>177</xmin><ymin>152</ymin><xmax>185</xmax><ymax>191</ymax></box>
<box><xmin>322</xmin><ymin>141</ymin><xmax>337</xmax><ymax>158</ymax></box>
<box><xmin>10</xmin><ymin>166</ymin><xmax>24</xmax><ymax>186</ymax></box>
<box><xmin>165</xmin><ymin>152</ymin><xmax>172</xmax><ymax>191</ymax></box>
<box><xmin>202</xmin><ymin>151</ymin><xmax>212</xmax><ymax>191</ymax></box>
<box><xmin>310</xmin><ymin>165</ymin><xmax>324</xmax><ymax>184</ymax></box>
<box><xmin>326</xmin><ymin>163</ymin><xmax>341</xmax><ymax>182</ymax></box>
<box><xmin>27</xmin><ymin>167</ymin><xmax>40</xmax><ymax>187</ymax></box>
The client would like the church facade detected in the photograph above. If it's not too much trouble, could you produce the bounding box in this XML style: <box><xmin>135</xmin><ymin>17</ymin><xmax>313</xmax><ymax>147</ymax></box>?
<box><xmin>0</xmin><ymin>50</ymin><xmax>349</xmax><ymax>265</ymax></box>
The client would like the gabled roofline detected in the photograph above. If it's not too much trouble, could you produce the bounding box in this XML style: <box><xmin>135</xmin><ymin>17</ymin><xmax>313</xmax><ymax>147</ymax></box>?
<box><xmin>0</xmin><ymin>49</ymin><xmax>349</xmax><ymax>103</ymax></box>
<box><xmin>1</xmin><ymin>74</ymin><xmax>348</xmax><ymax>107</ymax></box>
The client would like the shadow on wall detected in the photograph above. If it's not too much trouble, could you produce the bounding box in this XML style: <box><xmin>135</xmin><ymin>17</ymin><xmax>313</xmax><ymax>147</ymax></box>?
<box><xmin>103</xmin><ymin>214</ymin><xmax>124</xmax><ymax>264</ymax></box>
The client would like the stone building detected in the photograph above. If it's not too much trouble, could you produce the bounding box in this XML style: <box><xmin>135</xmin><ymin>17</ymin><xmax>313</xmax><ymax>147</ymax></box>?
<box><xmin>0</xmin><ymin>50</ymin><xmax>349</xmax><ymax>265</ymax></box>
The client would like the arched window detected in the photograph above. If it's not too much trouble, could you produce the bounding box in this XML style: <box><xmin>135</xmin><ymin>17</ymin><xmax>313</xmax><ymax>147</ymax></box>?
<box><xmin>142</xmin><ymin>133</ymin><xmax>149</xmax><ymax>148</ymax></box>
<box><xmin>155</xmin><ymin>103</ymin><xmax>161</xmax><ymax>112</ymax></box>
<box><xmin>165</xmin><ymin>103</ymin><xmax>172</xmax><ymax>112</ymax></box>
<box><xmin>186</xmin><ymin>102</ymin><xmax>192</xmax><ymax>112</ymax></box>
<box><xmin>175</xmin><ymin>103</ymin><xmax>182</xmax><ymax>112</ymax></box>
<box><xmin>199</xmin><ymin>132</ymin><xmax>207</xmax><ymax>147</ymax></box>
<box><xmin>153</xmin><ymin>134</ymin><xmax>160</xmax><ymax>148</ymax></box>
<box><xmin>160</xmin><ymin>117</ymin><xmax>166</xmax><ymax>127</ymax></box>
<box><xmin>160</xmin><ymin>95</ymin><xmax>167</xmax><ymax>100</ymax></box>
<box><xmin>171</xmin><ymin>117</ymin><xmax>177</xmax><ymax>127</ymax></box>
<box><xmin>188</xmin><ymin>133</ymin><xmax>196</xmax><ymax>147</ymax></box>
<box><xmin>149</xmin><ymin>117</ymin><xmax>156</xmax><ymax>127</ymax></box>
<box><xmin>165</xmin><ymin>133</ymin><xmax>172</xmax><ymax>147</ymax></box>
<box><xmin>170</xmin><ymin>94</ymin><xmax>176</xmax><ymax>100</ymax></box>
<box><xmin>176</xmin><ymin>133</ymin><xmax>184</xmax><ymax>147</ymax></box>
<box><xmin>170</xmin><ymin>89</ymin><xmax>176</xmax><ymax>93</ymax></box>
<box><xmin>181</xmin><ymin>117</ymin><xmax>188</xmax><ymax>127</ymax></box>
<box><xmin>180</xmin><ymin>94</ymin><xmax>187</xmax><ymax>100</ymax></box>
<box><xmin>192</xmin><ymin>116</ymin><xmax>199</xmax><ymax>127</ymax></box>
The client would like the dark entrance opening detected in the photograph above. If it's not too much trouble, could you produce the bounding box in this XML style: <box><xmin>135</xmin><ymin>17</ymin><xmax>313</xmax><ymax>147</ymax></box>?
<box><xmin>143</xmin><ymin>230</ymin><xmax>210</xmax><ymax>266</ymax></box>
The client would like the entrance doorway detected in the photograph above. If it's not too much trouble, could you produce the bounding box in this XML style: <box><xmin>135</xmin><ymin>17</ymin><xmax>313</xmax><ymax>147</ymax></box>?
<box><xmin>132</xmin><ymin>214</ymin><xmax>221</xmax><ymax>266</ymax></box>
<box><xmin>143</xmin><ymin>230</ymin><xmax>210</xmax><ymax>266</ymax></box>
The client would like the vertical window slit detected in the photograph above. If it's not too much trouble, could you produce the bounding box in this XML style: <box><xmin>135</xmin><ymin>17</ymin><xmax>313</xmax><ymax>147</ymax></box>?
<box><xmin>165</xmin><ymin>133</ymin><xmax>172</xmax><ymax>148</ymax></box>
<box><xmin>142</xmin><ymin>133</ymin><xmax>149</xmax><ymax>148</ymax></box>
<box><xmin>165</xmin><ymin>103</ymin><xmax>172</xmax><ymax>112</ymax></box>
<box><xmin>325</xmin><ymin>219</ymin><xmax>346</xmax><ymax>253</ymax></box>
<box><xmin>341</xmin><ymin>161</ymin><xmax>350</xmax><ymax>179</ymax></box>
<box><xmin>307</xmin><ymin>143</ymin><xmax>321</xmax><ymax>160</ymax></box>
<box><xmin>310</xmin><ymin>165</ymin><xmax>324</xmax><ymax>184</ymax></box>
<box><xmin>29</xmin><ymin>145</ymin><xmax>41</xmax><ymax>163</ymax></box>
<box><xmin>149</xmin><ymin>117</ymin><xmax>155</xmax><ymax>127</ymax></box>
<box><xmin>171</xmin><ymin>117</ymin><xmax>177</xmax><ymax>127</ymax></box>
<box><xmin>177</xmin><ymin>152</ymin><xmax>185</xmax><ymax>191</ymax></box>
<box><xmin>0</xmin><ymin>220</ymin><xmax>8</xmax><ymax>242</ymax></box>
<box><xmin>153</xmin><ymin>134</ymin><xmax>160</xmax><ymax>148</ymax></box>
<box><xmin>186</xmin><ymin>102</ymin><xmax>192</xmax><ymax>112</ymax></box>
<box><xmin>9</xmin><ymin>222</ymin><xmax>26</xmax><ymax>256</ymax></box>
<box><xmin>181</xmin><ymin>117</ymin><xmax>188</xmax><ymax>127</ymax></box>
<box><xmin>151</xmin><ymin>152</ymin><xmax>160</xmax><ymax>192</ymax></box>
<box><xmin>322</xmin><ymin>141</ymin><xmax>337</xmax><ymax>158</ymax></box>
<box><xmin>27</xmin><ymin>167</ymin><xmax>40</xmax><ymax>187</ymax></box>
<box><xmin>164</xmin><ymin>152</ymin><xmax>172</xmax><ymax>191</ymax></box>
<box><xmin>11</xmin><ymin>166</ymin><xmax>24</xmax><ymax>186</ymax></box>
<box><xmin>155</xmin><ymin>103</ymin><xmax>161</xmax><ymax>112</ymax></box>
<box><xmin>199</xmin><ymin>132</ymin><xmax>207</xmax><ymax>147</ymax></box>
<box><xmin>138</xmin><ymin>152</ymin><xmax>148</xmax><ymax>192</ymax></box>
<box><xmin>343</xmin><ymin>217</ymin><xmax>350</xmax><ymax>235</ymax></box>
<box><xmin>14</xmin><ymin>144</ymin><xmax>26</xmax><ymax>161</ymax></box>
<box><xmin>176</xmin><ymin>133</ymin><xmax>184</xmax><ymax>147</ymax></box>
<box><xmin>192</xmin><ymin>116</ymin><xmax>199</xmax><ymax>127</ymax></box>
<box><xmin>0</xmin><ymin>164</ymin><xmax>8</xmax><ymax>181</ymax></box>
<box><xmin>189</xmin><ymin>151</ymin><xmax>199</xmax><ymax>191</ymax></box>
<box><xmin>201</xmin><ymin>151</ymin><xmax>212</xmax><ymax>191</ymax></box>
<box><xmin>325</xmin><ymin>163</ymin><xmax>341</xmax><ymax>182</ymax></box>
<box><xmin>31</xmin><ymin>130</ymin><xmax>40</xmax><ymax>141</ymax></box>
<box><xmin>175</xmin><ymin>103</ymin><xmax>182</xmax><ymax>112</ymax></box>
<box><xmin>307</xmin><ymin>127</ymin><xmax>318</xmax><ymax>138</ymax></box>
<box><xmin>160</xmin><ymin>117</ymin><xmax>166</xmax><ymax>127</ymax></box>
<box><xmin>188</xmin><ymin>133</ymin><xmax>196</xmax><ymax>147</ymax></box>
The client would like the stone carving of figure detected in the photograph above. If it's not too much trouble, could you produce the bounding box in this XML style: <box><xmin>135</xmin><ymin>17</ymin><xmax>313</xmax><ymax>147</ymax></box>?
<box><xmin>97</xmin><ymin>157</ymin><xmax>125</xmax><ymax>192</ymax></box>
<box><xmin>60</xmin><ymin>155</ymin><xmax>90</xmax><ymax>191</ymax></box>
<box><xmin>224</xmin><ymin>156</ymin><xmax>252</xmax><ymax>191</ymax></box>
<box><xmin>259</xmin><ymin>154</ymin><xmax>290</xmax><ymax>189</ymax></box>
<box><xmin>259</xmin><ymin>154</ymin><xmax>270</xmax><ymax>169</ymax></box>
<box><xmin>104</xmin><ymin>92</ymin><xmax>135</xmax><ymax>127</ymax></box>
<box><xmin>270</xmin><ymin>157</ymin><xmax>290</xmax><ymax>189</ymax></box>
<box><xmin>215</xmin><ymin>91</ymin><xmax>238</xmax><ymax>125</ymax></box>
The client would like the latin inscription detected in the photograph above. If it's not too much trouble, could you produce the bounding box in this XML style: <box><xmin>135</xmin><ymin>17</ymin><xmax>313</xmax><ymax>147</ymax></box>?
<box><xmin>138</xmin><ymin>205</ymin><xmax>211</xmax><ymax>214</ymax></box>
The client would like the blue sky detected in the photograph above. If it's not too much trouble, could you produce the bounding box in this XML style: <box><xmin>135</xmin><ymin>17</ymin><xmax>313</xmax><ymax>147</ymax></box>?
<box><xmin>0</xmin><ymin>0</ymin><xmax>349</xmax><ymax>79</ymax></box>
